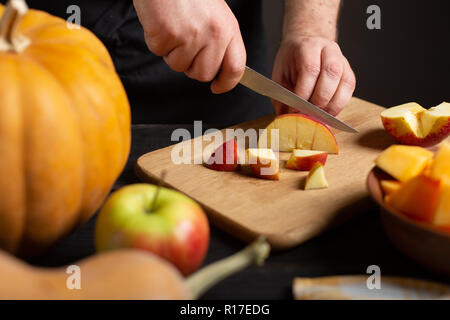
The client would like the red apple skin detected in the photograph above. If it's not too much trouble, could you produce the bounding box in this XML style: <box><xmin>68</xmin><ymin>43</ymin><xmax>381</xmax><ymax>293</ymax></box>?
<box><xmin>382</xmin><ymin>117</ymin><xmax>450</xmax><ymax>147</ymax></box>
<box><xmin>250</xmin><ymin>157</ymin><xmax>280</xmax><ymax>180</ymax></box>
<box><xmin>285</xmin><ymin>152</ymin><xmax>328</xmax><ymax>171</ymax></box>
<box><xmin>131</xmin><ymin>204</ymin><xmax>209</xmax><ymax>275</ymax></box>
<box><xmin>204</xmin><ymin>139</ymin><xmax>239</xmax><ymax>171</ymax></box>
<box><xmin>250</xmin><ymin>163</ymin><xmax>280</xmax><ymax>180</ymax></box>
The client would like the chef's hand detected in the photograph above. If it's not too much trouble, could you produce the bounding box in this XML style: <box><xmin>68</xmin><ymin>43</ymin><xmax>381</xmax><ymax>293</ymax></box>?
<box><xmin>133</xmin><ymin>0</ymin><xmax>246</xmax><ymax>94</ymax></box>
<box><xmin>272</xmin><ymin>36</ymin><xmax>356</xmax><ymax>116</ymax></box>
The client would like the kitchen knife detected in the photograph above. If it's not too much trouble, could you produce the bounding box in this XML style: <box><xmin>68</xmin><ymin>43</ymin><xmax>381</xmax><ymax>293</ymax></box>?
<box><xmin>239</xmin><ymin>66</ymin><xmax>358</xmax><ymax>133</ymax></box>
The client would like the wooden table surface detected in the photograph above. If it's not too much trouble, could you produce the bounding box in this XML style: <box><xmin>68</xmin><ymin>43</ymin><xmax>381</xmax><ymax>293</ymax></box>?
<box><xmin>29</xmin><ymin>124</ymin><xmax>449</xmax><ymax>299</ymax></box>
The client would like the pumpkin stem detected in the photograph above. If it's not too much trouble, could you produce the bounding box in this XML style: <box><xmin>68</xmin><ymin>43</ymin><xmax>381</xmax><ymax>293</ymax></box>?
<box><xmin>186</xmin><ymin>237</ymin><xmax>270</xmax><ymax>299</ymax></box>
<box><xmin>0</xmin><ymin>0</ymin><xmax>30</xmax><ymax>52</ymax></box>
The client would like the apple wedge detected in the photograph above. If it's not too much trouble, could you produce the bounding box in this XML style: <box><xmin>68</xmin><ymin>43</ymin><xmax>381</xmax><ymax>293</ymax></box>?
<box><xmin>204</xmin><ymin>139</ymin><xmax>239</xmax><ymax>172</ymax></box>
<box><xmin>305</xmin><ymin>163</ymin><xmax>328</xmax><ymax>190</ymax></box>
<box><xmin>247</xmin><ymin>148</ymin><xmax>279</xmax><ymax>180</ymax></box>
<box><xmin>386</xmin><ymin>175</ymin><xmax>442</xmax><ymax>222</ymax></box>
<box><xmin>375</xmin><ymin>145</ymin><xmax>434</xmax><ymax>182</ymax></box>
<box><xmin>286</xmin><ymin>150</ymin><xmax>328</xmax><ymax>171</ymax></box>
<box><xmin>381</xmin><ymin>102</ymin><xmax>450</xmax><ymax>147</ymax></box>
<box><xmin>258</xmin><ymin>114</ymin><xmax>338</xmax><ymax>154</ymax></box>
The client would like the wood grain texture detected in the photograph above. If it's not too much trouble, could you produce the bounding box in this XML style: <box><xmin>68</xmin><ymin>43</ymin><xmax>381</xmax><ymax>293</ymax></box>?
<box><xmin>135</xmin><ymin>98</ymin><xmax>395</xmax><ymax>249</ymax></box>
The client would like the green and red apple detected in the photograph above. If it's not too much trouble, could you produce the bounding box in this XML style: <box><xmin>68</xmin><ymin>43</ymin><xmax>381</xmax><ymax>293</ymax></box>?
<box><xmin>95</xmin><ymin>184</ymin><xmax>209</xmax><ymax>276</ymax></box>
<box><xmin>381</xmin><ymin>102</ymin><xmax>450</xmax><ymax>147</ymax></box>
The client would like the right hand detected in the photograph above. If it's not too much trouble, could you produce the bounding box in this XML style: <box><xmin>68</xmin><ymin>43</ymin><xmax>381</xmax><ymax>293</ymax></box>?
<box><xmin>133</xmin><ymin>0</ymin><xmax>247</xmax><ymax>94</ymax></box>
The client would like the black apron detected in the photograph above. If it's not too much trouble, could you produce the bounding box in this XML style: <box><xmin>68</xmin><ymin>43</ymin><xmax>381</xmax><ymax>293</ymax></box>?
<box><xmin>10</xmin><ymin>0</ymin><xmax>274</xmax><ymax>125</ymax></box>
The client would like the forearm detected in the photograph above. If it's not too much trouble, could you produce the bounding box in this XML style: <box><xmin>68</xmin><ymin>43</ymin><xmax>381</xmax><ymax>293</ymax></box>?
<box><xmin>282</xmin><ymin>0</ymin><xmax>342</xmax><ymax>41</ymax></box>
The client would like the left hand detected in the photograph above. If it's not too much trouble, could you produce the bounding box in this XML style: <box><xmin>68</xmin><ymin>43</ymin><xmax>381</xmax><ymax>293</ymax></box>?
<box><xmin>272</xmin><ymin>36</ymin><xmax>356</xmax><ymax>116</ymax></box>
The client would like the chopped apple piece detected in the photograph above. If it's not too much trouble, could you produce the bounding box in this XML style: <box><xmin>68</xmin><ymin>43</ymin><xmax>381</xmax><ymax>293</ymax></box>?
<box><xmin>305</xmin><ymin>163</ymin><xmax>328</xmax><ymax>190</ymax></box>
<box><xmin>386</xmin><ymin>175</ymin><xmax>442</xmax><ymax>222</ymax></box>
<box><xmin>258</xmin><ymin>114</ymin><xmax>338</xmax><ymax>154</ymax></box>
<box><xmin>375</xmin><ymin>145</ymin><xmax>434</xmax><ymax>182</ymax></box>
<box><xmin>432</xmin><ymin>185</ymin><xmax>450</xmax><ymax>229</ymax></box>
<box><xmin>204</xmin><ymin>139</ymin><xmax>239</xmax><ymax>171</ymax></box>
<box><xmin>381</xmin><ymin>102</ymin><xmax>450</xmax><ymax>147</ymax></box>
<box><xmin>430</xmin><ymin>142</ymin><xmax>450</xmax><ymax>185</ymax></box>
<box><xmin>247</xmin><ymin>148</ymin><xmax>279</xmax><ymax>180</ymax></box>
<box><xmin>286</xmin><ymin>150</ymin><xmax>328</xmax><ymax>171</ymax></box>
<box><xmin>380</xmin><ymin>180</ymin><xmax>402</xmax><ymax>196</ymax></box>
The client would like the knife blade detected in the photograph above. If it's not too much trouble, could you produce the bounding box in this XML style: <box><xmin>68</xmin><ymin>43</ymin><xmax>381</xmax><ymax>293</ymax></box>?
<box><xmin>239</xmin><ymin>66</ymin><xmax>358</xmax><ymax>133</ymax></box>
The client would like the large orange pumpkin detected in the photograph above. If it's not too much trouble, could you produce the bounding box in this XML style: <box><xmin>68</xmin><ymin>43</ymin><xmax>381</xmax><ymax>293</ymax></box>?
<box><xmin>0</xmin><ymin>0</ymin><xmax>131</xmax><ymax>255</ymax></box>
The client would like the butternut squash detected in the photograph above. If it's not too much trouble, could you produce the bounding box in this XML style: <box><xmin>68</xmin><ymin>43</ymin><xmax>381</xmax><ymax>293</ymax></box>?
<box><xmin>0</xmin><ymin>238</ymin><xmax>269</xmax><ymax>299</ymax></box>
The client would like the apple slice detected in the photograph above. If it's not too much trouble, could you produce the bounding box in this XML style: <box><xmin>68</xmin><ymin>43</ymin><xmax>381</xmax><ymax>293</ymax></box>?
<box><xmin>305</xmin><ymin>163</ymin><xmax>328</xmax><ymax>190</ymax></box>
<box><xmin>247</xmin><ymin>148</ymin><xmax>279</xmax><ymax>180</ymax></box>
<box><xmin>381</xmin><ymin>102</ymin><xmax>450</xmax><ymax>147</ymax></box>
<box><xmin>204</xmin><ymin>139</ymin><xmax>239</xmax><ymax>171</ymax></box>
<box><xmin>380</xmin><ymin>180</ymin><xmax>402</xmax><ymax>196</ymax></box>
<box><xmin>430</xmin><ymin>142</ymin><xmax>450</xmax><ymax>185</ymax></box>
<box><xmin>258</xmin><ymin>114</ymin><xmax>338</xmax><ymax>154</ymax></box>
<box><xmin>375</xmin><ymin>145</ymin><xmax>434</xmax><ymax>182</ymax></box>
<box><xmin>386</xmin><ymin>175</ymin><xmax>442</xmax><ymax>222</ymax></box>
<box><xmin>286</xmin><ymin>150</ymin><xmax>328</xmax><ymax>171</ymax></box>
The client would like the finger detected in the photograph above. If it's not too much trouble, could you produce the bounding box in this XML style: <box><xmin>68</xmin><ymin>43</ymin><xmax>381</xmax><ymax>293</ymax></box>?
<box><xmin>185</xmin><ymin>42</ymin><xmax>226</xmax><ymax>82</ymax></box>
<box><xmin>164</xmin><ymin>42</ymin><xmax>198</xmax><ymax>72</ymax></box>
<box><xmin>271</xmin><ymin>79</ymin><xmax>292</xmax><ymax>115</ymax></box>
<box><xmin>271</xmin><ymin>62</ymin><xmax>292</xmax><ymax>115</ymax></box>
<box><xmin>310</xmin><ymin>42</ymin><xmax>344</xmax><ymax>109</ymax></box>
<box><xmin>325</xmin><ymin>58</ymin><xmax>356</xmax><ymax>116</ymax></box>
<box><xmin>273</xmin><ymin>101</ymin><xmax>290</xmax><ymax>115</ymax></box>
<box><xmin>211</xmin><ymin>35</ymin><xmax>246</xmax><ymax>94</ymax></box>
<box><xmin>293</xmin><ymin>44</ymin><xmax>322</xmax><ymax>101</ymax></box>
<box><xmin>144</xmin><ymin>31</ymin><xmax>181</xmax><ymax>57</ymax></box>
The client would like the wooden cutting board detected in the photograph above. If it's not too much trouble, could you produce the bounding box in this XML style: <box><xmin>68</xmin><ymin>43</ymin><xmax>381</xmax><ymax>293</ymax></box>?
<box><xmin>135</xmin><ymin>98</ymin><xmax>395</xmax><ymax>249</ymax></box>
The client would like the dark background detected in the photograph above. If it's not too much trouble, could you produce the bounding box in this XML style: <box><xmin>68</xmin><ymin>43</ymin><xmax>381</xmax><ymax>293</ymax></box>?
<box><xmin>3</xmin><ymin>0</ymin><xmax>449</xmax><ymax>299</ymax></box>
<box><xmin>263</xmin><ymin>0</ymin><xmax>449</xmax><ymax>108</ymax></box>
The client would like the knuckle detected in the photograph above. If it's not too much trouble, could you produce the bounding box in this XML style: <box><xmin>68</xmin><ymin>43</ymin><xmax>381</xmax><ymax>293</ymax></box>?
<box><xmin>300</xmin><ymin>62</ymin><xmax>321</xmax><ymax>77</ymax></box>
<box><xmin>329</xmin><ymin>40</ymin><xmax>341</xmax><ymax>50</ymax></box>
<box><xmin>168</xmin><ymin>60</ymin><xmax>188</xmax><ymax>72</ymax></box>
<box><xmin>227</xmin><ymin>61</ymin><xmax>245</xmax><ymax>77</ymax></box>
<box><xmin>342</xmin><ymin>74</ymin><xmax>356</xmax><ymax>90</ymax></box>
<box><xmin>145</xmin><ymin>35</ymin><xmax>164</xmax><ymax>56</ymax></box>
<box><xmin>164</xmin><ymin>26</ymin><xmax>179</xmax><ymax>41</ymax></box>
<box><xmin>323</xmin><ymin>62</ymin><xmax>343</xmax><ymax>79</ymax></box>
<box><xmin>314</xmin><ymin>90</ymin><xmax>333</xmax><ymax>106</ymax></box>
<box><xmin>208</xmin><ymin>20</ymin><xmax>224</xmax><ymax>41</ymax></box>
<box><xmin>196</xmin><ymin>71</ymin><xmax>216</xmax><ymax>82</ymax></box>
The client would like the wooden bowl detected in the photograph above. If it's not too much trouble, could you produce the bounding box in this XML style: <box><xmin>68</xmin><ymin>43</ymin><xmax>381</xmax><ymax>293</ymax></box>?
<box><xmin>367</xmin><ymin>167</ymin><xmax>450</xmax><ymax>277</ymax></box>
